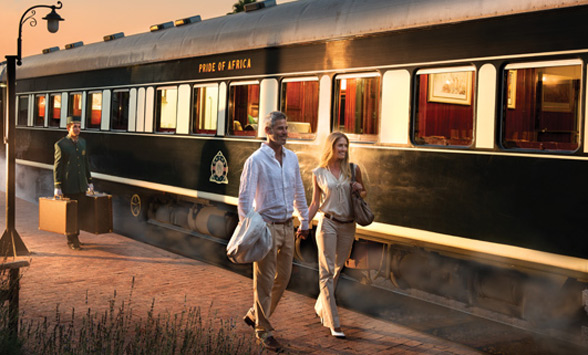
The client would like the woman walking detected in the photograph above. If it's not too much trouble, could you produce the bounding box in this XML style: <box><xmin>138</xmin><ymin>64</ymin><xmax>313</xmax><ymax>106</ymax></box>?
<box><xmin>308</xmin><ymin>132</ymin><xmax>366</xmax><ymax>338</ymax></box>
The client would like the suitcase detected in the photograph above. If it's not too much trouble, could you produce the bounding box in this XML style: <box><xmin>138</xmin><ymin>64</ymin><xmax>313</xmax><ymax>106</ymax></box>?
<box><xmin>79</xmin><ymin>192</ymin><xmax>113</xmax><ymax>234</ymax></box>
<box><xmin>39</xmin><ymin>197</ymin><xmax>79</xmax><ymax>236</ymax></box>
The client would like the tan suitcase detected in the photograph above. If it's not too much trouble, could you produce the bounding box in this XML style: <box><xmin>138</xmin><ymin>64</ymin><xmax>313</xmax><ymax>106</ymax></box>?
<box><xmin>39</xmin><ymin>197</ymin><xmax>78</xmax><ymax>236</ymax></box>
<box><xmin>79</xmin><ymin>193</ymin><xmax>113</xmax><ymax>234</ymax></box>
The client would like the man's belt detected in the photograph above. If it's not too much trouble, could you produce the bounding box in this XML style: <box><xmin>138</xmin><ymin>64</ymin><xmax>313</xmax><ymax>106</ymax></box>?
<box><xmin>266</xmin><ymin>218</ymin><xmax>292</xmax><ymax>225</ymax></box>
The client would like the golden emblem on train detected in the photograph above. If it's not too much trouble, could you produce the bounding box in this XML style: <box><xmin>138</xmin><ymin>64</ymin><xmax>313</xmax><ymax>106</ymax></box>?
<box><xmin>130</xmin><ymin>194</ymin><xmax>142</xmax><ymax>217</ymax></box>
<box><xmin>210</xmin><ymin>151</ymin><xmax>229</xmax><ymax>185</ymax></box>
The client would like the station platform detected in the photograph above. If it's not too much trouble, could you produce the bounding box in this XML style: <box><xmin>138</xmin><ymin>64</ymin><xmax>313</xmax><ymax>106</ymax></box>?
<box><xmin>2</xmin><ymin>195</ymin><xmax>483</xmax><ymax>354</ymax></box>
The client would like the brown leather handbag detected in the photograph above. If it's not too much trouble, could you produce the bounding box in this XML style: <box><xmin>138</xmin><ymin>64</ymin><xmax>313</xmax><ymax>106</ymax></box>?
<box><xmin>350</xmin><ymin>163</ymin><xmax>374</xmax><ymax>226</ymax></box>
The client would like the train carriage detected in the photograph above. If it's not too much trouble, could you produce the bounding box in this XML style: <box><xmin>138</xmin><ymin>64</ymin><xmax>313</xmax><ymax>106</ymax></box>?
<box><xmin>2</xmin><ymin>0</ymin><xmax>588</xmax><ymax>342</ymax></box>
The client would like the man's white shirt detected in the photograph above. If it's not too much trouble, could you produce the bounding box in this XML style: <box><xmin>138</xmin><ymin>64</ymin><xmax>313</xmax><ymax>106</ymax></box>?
<box><xmin>238</xmin><ymin>143</ymin><xmax>309</xmax><ymax>230</ymax></box>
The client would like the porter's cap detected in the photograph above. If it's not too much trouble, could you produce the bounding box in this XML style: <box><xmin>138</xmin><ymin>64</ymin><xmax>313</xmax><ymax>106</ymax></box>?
<box><xmin>66</xmin><ymin>116</ymin><xmax>81</xmax><ymax>125</ymax></box>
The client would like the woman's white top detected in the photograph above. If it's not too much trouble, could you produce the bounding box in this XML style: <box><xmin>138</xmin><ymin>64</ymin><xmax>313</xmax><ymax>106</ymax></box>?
<box><xmin>313</xmin><ymin>166</ymin><xmax>353</xmax><ymax>220</ymax></box>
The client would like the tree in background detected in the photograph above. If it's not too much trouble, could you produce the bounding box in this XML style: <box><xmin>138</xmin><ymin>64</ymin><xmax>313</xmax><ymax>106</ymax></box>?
<box><xmin>229</xmin><ymin>0</ymin><xmax>257</xmax><ymax>14</ymax></box>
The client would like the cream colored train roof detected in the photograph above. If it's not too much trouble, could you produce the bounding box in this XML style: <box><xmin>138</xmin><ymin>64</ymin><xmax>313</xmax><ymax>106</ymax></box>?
<box><xmin>3</xmin><ymin>0</ymin><xmax>588</xmax><ymax>81</ymax></box>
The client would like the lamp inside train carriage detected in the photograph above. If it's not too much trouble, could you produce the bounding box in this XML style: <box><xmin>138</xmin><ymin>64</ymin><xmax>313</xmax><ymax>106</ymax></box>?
<box><xmin>1</xmin><ymin>2</ymin><xmax>64</xmax><ymax>257</ymax></box>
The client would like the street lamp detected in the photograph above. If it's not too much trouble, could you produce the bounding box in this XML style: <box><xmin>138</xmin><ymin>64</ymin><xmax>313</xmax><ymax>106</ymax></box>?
<box><xmin>1</xmin><ymin>2</ymin><xmax>64</xmax><ymax>257</ymax></box>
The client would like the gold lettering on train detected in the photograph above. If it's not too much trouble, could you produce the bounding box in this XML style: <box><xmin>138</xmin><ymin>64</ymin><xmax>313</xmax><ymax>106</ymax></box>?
<box><xmin>198</xmin><ymin>58</ymin><xmax>252</xmax><ymax>73</ymax></box>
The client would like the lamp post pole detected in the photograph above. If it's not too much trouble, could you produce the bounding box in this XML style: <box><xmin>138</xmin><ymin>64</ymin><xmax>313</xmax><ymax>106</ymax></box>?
<box><xmin>0</xmin><ymin>54</ymin><xmax>27</xmax><ymax>257</ymax></box>
<box><xmin>1</xmin><ymin>2</ymin><xmax>64</xmax><ymax>257</ymax></box>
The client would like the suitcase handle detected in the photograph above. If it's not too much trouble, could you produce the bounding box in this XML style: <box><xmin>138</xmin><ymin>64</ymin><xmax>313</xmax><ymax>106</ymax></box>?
<box><xmin>86</xmin><ymin>191</ymin><xmax>107</xmax><ymax>197</ymax></box>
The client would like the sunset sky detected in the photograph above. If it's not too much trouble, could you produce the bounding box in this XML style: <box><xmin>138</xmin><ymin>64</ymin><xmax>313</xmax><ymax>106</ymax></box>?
<box><xmin>1</xmin><ymin>0</ymin><xmax>297</xmax><ymax>60</ymax></box>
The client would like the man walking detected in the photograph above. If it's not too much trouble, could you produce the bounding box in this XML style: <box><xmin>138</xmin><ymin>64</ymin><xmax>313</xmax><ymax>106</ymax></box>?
<box><xmin>54</xmin><ymin>116</ymin><xmax>93</xmax><ymax>250</ymax></box>
<box><xmin>238</xmin><ymin>111</ymin><xmax>309</xmax><ymax>351</ymax></box>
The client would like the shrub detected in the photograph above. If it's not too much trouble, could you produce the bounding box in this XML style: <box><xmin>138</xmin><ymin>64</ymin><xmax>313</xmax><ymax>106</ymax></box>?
<box><xmin>6</xmin><ymin>278</ymin><xmax>259</xmax><ymax>354</ymax></box>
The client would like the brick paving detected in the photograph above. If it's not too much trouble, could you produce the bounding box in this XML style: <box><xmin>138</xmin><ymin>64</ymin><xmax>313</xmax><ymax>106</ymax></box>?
<box><xmin>2</xmin><ymin>196</ymin><xmax>482</xmax><ymax>354</ymax></box>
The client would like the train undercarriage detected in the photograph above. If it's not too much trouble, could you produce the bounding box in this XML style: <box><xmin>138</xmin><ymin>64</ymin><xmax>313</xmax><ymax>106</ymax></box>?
<box><xmin>118</xmin><ymin>184</ymin><xmax>588</xmax><ymax>348</ymax></box>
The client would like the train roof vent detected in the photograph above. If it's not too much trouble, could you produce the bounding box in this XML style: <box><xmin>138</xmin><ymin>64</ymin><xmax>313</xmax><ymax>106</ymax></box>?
<box><xmin>175</xmin><ymin>15</ymin><xmax>201</xmax><ymax>27</ymax></box>
<box><xmin>150</xmin><ymin>21</ymin><xmax>173</xmax><ymax>32</ymax></box>
<box><xmin>65</xmin><ymin>41</ymin><xmax>84</xmax><ymax>50</ymax></box>
<box><xmin>244</xmin><ymin>0</ymin><xmax>276</xmax><ymax>12</ymax></box>
<box><xmin>42</xmin><ymin>46</ymin><xmax>59</xmax><ymax>54</ymax></box>
<box><xmin>103</xmin><ymin>32</ymin><xmax>125</xmax><ymax>42</ymax></box>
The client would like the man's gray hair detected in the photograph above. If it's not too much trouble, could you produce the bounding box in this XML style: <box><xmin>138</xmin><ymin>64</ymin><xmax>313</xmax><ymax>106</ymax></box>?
<box><xmin>265</xmin><ymin>111</ymin><xmax>287</xmax><ymax>129</ymax></box>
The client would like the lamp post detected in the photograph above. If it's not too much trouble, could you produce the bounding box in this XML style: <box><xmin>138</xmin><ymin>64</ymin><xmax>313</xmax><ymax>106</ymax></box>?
<box><xmin>1</xmin><ymin>2</ymin><xmax>64</xmax><ymax>257</ymax></box>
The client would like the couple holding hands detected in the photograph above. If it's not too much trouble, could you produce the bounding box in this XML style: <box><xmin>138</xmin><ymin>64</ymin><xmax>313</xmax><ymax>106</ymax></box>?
<box><xmin>237</xmin><ymin>111</ymin><xmax>366</xmax><ymax>351</ymax></box>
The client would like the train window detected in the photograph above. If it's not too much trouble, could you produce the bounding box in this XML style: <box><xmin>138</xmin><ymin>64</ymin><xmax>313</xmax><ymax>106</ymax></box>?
<box><xmin>192</xmin><ymin>84</ymin><xmax>218</xmax><ymax>135</ymax></box>
<box><xmin>155</xmin><ymin>86</ymin><xmax>178</xmax><ymax>133</ymax></box>
<box><xmin>280</xmin><ymin>77</ymin><xmax>319</xmax><ymax>139</ymax></box>
<box><xmin>228</xmin><ymin>81</ymin><xmax>259</xmax><ymax>137</ymax></box>
<box><xmin>48</xmin><ymin>93</ymin><xmax>61</xmax><ymax>127</ymax></box>
<box><xmin>414</xmin><ymin>67</ymin><xmax>475</xmax><ymax>146</ymax></box>
<box><xmin>68</xmin><ymin>92</ymin><xmax>82</xmax><ymax>121</ymax></box>
<box><xmin>502</xmin><ymin>61</ymin><xmax>581</xmax><ymax>151</ymax></box>
<box><xmin>111</xmin><ymin>90</ymin><xmax>130</xmax><ymax>131</ymax></box>
<box><xmin>17</xmin><ymin>96</ymin><xmax>29</xmax><ymax>126</ymax></box>
<box><xmin>86</xmin><ymin>92</ymin><xmax>103</xmax><ymax>129</ymax></box>
<box><xmin>334</xmin><ymin>73</ymin><xmax>380</xmax><ymax>141</ymax></box>
<box><xmin>34</xmin><ymin>94</ymin><xmax>46</xmax><ymax>127</ymax></box>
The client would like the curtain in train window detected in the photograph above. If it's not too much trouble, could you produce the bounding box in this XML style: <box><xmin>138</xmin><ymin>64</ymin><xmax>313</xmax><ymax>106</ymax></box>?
<box><xmin>86</xmin><ymin>92</ymin><xmax>103</xmax><ymax>129</ymax></box>
<box><xmin>34</xmin><ymin>95</ymin><xmax>46</xmax><ymax>126</ymax></box>
<box><xmin>68</xmin><ymin>93</ymin><xmax>82</xmax><ymax>121</ymax></box>
<box><xmin>414</xmin><ymin>68</ymin><xmax>475</xmax><ymax>146</ymax></box>
<box><xmin>156</xmin><ymin>87</ymin><xmax>177</xmax><ymax>133</ymax></box>
<box><xmin>48</xmin><ymin>94</ymin><xmax>61</xmax><ymax>127</ymax></box>
<box><xmin>111</xmin><ymin>90</ymin><xmax>129</xmax><ymax>131</ymax></box>
<box><xmin>502</xmin><ymin>62</ymin><xmax>581</xmax><ymax>151</ymax></box>
<box><xmin>17</xmin><ymin>96</ymin><xmax>29</xmax><ymax>126</ymax></box>
<box><xmin>228</xmin><ymin>82</ymin><xmax>259</xmax><ymax>137</ymax></box>
<box><xmin>334</xmin><ymin>74</ymin><xmax>380</xmax><ymax>140</ymax></box>
<box><xmin>192</xmin><ymin>85</ymin><xmax>218</xmax><ymax>135</ymax></box>
<box><xmin>280</xmin><ymin>78</ymin><xmax>319</xmax><ymax>139</ymax></box>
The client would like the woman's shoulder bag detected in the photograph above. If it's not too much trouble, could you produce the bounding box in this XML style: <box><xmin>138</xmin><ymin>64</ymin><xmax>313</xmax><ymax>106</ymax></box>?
<box><xmin>350</xmin><ymin>163</ymin><xmax>374</xmax><ymax>226</ymax></box>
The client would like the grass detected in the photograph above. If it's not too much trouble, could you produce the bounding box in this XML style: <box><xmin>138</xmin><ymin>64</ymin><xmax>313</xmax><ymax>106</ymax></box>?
<box><xmin>1</xmin><ymin>276</ymin><xmax>260</xmax><ymax>355</ymax></box>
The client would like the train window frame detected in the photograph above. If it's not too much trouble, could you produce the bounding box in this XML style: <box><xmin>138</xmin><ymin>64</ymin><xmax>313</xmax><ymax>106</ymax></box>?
<box><xmin>48</xmin><ymin>93</ymin><xmax>62</xmax><ymax>127</ymax></box>
<box><xmin>227</xmin><ymin>80</ymin><xmax>260</xmax><ymax>138</ymax></box>
<box><xmin>500</xmin><ymin>59</ymin><xmax>582</xmax><ymax>153</ymax></box>
<box><xmin>85</xmin><ymin>91</ymin><xmax>103</xmax><ymax>130</ymax></box>
<box><xmin>413</xmin><ymin>66</ymin><xmax>477</xmax><ymax>147</ymax></box>
<box><xmin>33</xmin><ymin>94</ymin><xmax>46</xmax><ymax>127</ymax></box>
<box><xmin>155</xmin><ymin>85</ymin><xmax>178</xmax><ymax>134</ymax></box>
<box><xmin>280</xmin><ymin>76</ymin><xmax>319</xmax><ymax>140</ymax></box>
<box><xmin>191</xmin><ymin>83</ymin><xmax>219</xmax><ymax>136</ymax></box>
<box><xmin>333</xmin><ymin>72</ymin><xmax>381</xmax><ymax>143</ymax></box>
<box><xmin>17</xmin><ymin>95</ymin><xmax>29</xmax><ymax>126</ymax></box>
<box><xmin>111</xmin><ymin>89</ymin><xmax>130</xmax><ymax>131</ymax></box>
<box><xmin>68</xmin><ymin>92</ymin><xmax>83</xmax><ymax>122</ymax></box>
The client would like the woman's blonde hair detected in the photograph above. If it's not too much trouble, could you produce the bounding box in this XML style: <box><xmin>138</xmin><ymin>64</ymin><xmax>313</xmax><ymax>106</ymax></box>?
<box><xmin>319</xmin><ymin>132</ymin><xmax>351</xmax><ymax>179</ymax></box>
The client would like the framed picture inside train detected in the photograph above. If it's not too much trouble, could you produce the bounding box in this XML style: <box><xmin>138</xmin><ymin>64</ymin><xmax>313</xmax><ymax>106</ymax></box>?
<box><xmin>427</xmin><ymin>69</ymin><xmax>473</xmax><ymax>105</ymax></box>
<box><xmin>507</xmin><ymin>70</ymin><xmax>517</xmax><ymax>109</ymax></box>
<box><xmin>541</xmin><ymin>72</ymin><xmax>576</xmax><ymax>113</ymax></box>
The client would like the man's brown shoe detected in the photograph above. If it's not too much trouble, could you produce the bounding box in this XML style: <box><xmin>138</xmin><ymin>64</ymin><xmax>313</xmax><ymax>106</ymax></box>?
<box><xmin>257</xmin><ymin>335</ymin><xmax>281</xmax><ymax>352</ymax></box>
<box><xmin>67</xmin><ymin>242</ymin><xmax>81</xmax><ymax>250</ymax></box>
<box><xmin>243</xmin><ymin>315</ymin><xmax>255</xmax><ymax>329</ymax></box>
